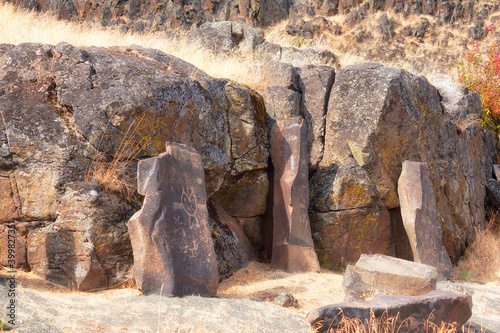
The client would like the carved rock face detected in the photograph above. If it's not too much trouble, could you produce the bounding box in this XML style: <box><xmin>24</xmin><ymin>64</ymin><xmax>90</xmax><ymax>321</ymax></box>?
<box><xmin>128</xmin><ymin>142</ymin><xmax>219</xmax><ymax>296</ymax></box>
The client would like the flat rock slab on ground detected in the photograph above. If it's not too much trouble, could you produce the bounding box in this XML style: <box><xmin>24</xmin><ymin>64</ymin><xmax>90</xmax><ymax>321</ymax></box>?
<box><xmin>343</xmin><ymin>253</ymin><xmax>437</xmax><ymax>301</ymax></box>
<box><xmin>307</xmin><ymin>290</ymin><xmax>472</xmax><ymax>333</ymax></box>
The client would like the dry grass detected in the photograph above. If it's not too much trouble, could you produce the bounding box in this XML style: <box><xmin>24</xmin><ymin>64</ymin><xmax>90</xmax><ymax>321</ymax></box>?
<box><xmin>430</xmin><ymin>75</ymin><xmax>465</xmax><ymax>114</ymax></box>
<box><xmin>0</xmin><ymin>0</ymin><xmax>493</xmax><ymax>89</ymax></box>
<box><xmin>217</xmin><ymin>262</ymin><xmax>344</xmax><ymax>314</ymax></box>
<box><xmin>312</xmin><ymin>310</ymin><xmax>414</xmax><ymax>333</ymax></box>
<box><xmin>454</xmin><ymin>113</ymin><xmax>482</xmax><ymax>132</ymax></box>
<box><xmin>452</xmin><ymin>214</ymin><xmax>500</xmax><ymax>283</ymax></box>
<box><xmin>0</xmin><ymin>3</ymin><xmax>256</xmax><ymax>82</ymax></box>
<box><xmin>264</xmin><ymin>4</ymin><xmax>499</xmax><ymax>78</ymax></box>
<box><xmin>312</xmin><ymin>310</ymin><xmax>487</xmax><ymax>333</ymax></box>
<box><xmin>427</xmin><ymin>75</ymin><xmax>483</xmax><ymax>131</ymax></box>
<box><xmin>84</xmin><ymin>113</ymin><xmax>150</xmax><ymax>199</ymax></box>
<box><xmin>2</xmin><ymin>264</ymin><xmax>497</xmax><ymax>332</ymax></box>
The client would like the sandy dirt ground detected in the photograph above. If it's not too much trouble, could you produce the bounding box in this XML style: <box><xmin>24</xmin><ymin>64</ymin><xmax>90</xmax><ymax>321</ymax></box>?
<box><xmin>0</xmin><ymin>263</ymin><xmax>499</xmax><ymax>333</ymax></box>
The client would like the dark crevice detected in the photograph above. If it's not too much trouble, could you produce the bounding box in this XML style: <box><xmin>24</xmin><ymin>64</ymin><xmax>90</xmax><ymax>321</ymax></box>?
<box><xmin>388</xmin><ymin>207</ymin><xmax>413</xmax><ymax>261</ymax></box>
<box><xmin>222</xmin><ymin>84</ymin><xmax>235</xmax><ymax>172</ymax></box>
<box><xmin>318</xmin><ymin>68</ymin><xmax>336</xmax><ymax>166</ymax></box>
<box><xmin>262</xmin><ymin>155</ymin><xmax>274</xmax><ymax>262</ymax></box>
<box><xmin>45</xmin><ymin>77</ymin><xmax>85</xmax><ymax>141</ymax></box>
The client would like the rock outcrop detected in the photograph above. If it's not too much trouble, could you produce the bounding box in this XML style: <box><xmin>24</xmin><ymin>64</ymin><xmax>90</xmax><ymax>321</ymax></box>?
<box><xmin>398</xmin><ymin>160</ymin><xmax>453</xmax><ymax>279</ymax></box>
<box><xmin>307</xmin><ymin>290</ymin><xmax>473</xmax><ymax>333</ymax></box>
<box><xmin>310</xmin><ymin>63</ymin><xmax>495</xmax><ymax>268</ymax></box>
<box><xmin>0</xmin><ymin>42</ymin><xmax>268</xmax><ymax>288</ymax></box>
<box><xmin>343</xmin><ymin>254</ymin><xmax>437</xmax><ymax>302</ymax></box>
<box><xmin>0</xmin><ymin>41</ymin><xmax>496</xmax><ymax>289</ymax></box>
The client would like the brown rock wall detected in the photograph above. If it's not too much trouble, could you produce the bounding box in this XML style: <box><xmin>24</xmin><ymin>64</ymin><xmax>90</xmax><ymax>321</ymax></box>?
<box><xmin>0</xmin><ymin>42</ymin><xmax>269</xmax><ymax>287</ymax></box>
<box><xmin>310</xmin><ymin>63</ymin><xmax>495</xmax><ymax>268</ymax></box>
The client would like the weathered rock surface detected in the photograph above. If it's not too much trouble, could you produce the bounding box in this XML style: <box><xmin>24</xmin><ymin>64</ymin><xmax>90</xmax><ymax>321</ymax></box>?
<box><xmin>398</xmin><ymin>160</ymin><xmax>453</xmax><ymax>279</ymax></box>
<box><xmin>213</xmin><ymin>170</ymin><xmax>269</xmax><ymax>218</ymax></box>
<box><xmin>26</xmin><ymin>181</ymin><xmax>133</xmax><ymax>291</ymax></box>
<box><xmin>485</xmin><ymin>178</ymin><xmax>500</xmax><ymax>210</ymax></box>
<box><xmin>224</xmin><ymin>81</ymin><xmax>268</xmax><ymax>175</ymax></box>
<box><xmin>270</xmin><ymin>118</ymin><xmax>319</xmax><ymax>272</ymax></box>
<box><xmin>296</xmin><ymin>65</ymin><xmax>335</xmax><ymax>170</ymax></box>
<box><xmin>0</xmin><ymin>223</ymin><xmax>27</xmax><ymax>269</ymax></box>
<box><xmin>0</xmin><ymin>42</ymin><xmax>268</xmax><ymax>287</ymax></box>
<box><xmin>343</xmin><ymin>254</ymin><xmax>437</xmax><ymax>302</ymax></box>
<box><xmin>310</xmin><ymin>63</ymin><xmax>495</xmax><ymax>269</ymax></box>
<box><xmin>438</xmin><ymin>280</ymin><xmax>500</xmax><ymax>333</ymax></box>
<box><xmin>307</xmin><ymin>290</ymin><xmax>473</xmax><ymax>333</ymax></box>
<box><xmin>128</xmin><ymin>142</ymin><xmax>218</xmax><ymax>296</ymax></box>
<box><xmin>493</xmin><ymin>164</ymin><xmax>500</xmax><ymax>180</ymax></box>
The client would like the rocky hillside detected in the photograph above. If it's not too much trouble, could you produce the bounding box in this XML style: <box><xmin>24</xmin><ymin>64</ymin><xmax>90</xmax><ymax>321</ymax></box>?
<box><xmin>0</xmin><ymin>38</ymin><xmax>497</xmax><ymax>289</ymax></box>
<box><xmin>7</xmin><ymin>0</ymin><xmax>499</xmax><ymax>31</ymax></box>
<box><xmin>5</xmin><ymin>0</ymin><xmax>500</xmax><ymax>76</ymax></box>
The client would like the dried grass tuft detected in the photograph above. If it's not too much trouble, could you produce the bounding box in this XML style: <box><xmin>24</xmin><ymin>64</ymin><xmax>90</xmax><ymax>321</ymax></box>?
<box><xmin>431</xmin><ymin>75</ymin><xmax>465</xmax><ymax>114</ymax></box>
<box><xmin>85</xmin><ymin>114</ymin><xmax>150</xmax><ymax>199</ymax></box>
<box><xmin>455</xmin><ymin>113</ymin><xmax>482</xmax><ymax>132</ymax></box>
<box><xmin>313</xmin><ymin>310</ymin><xmax>486</xmax><ymax>333</ymax></box>
<box><xmin>452</xmin><ymin>213</ymin><xmax>500</xmax><ymax>283</ymax></box>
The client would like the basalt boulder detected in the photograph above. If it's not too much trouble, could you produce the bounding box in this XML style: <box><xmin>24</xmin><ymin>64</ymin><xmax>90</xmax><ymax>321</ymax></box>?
<box><xmin>0</xmin><ymin>42</ymin><xmax>268</xmax><ymax>288</ymax></box>
<box><xmin>343</xmin><ymin>254</ymin><xmax>438</xmax><ymax>302</ymax></box>
<box><xmin>398</xmin><ymin>161</ymin><xmax>453</xmax><ymax>279</ymax></box>
<box><xmin>310</xmin><ymin>63</ymin><xmax>496</xmax><ymax>269</ymax></box>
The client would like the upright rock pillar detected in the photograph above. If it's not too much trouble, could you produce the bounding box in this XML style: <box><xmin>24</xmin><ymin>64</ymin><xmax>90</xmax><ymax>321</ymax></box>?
<box><xmin>397</xmin><ymin>161</ymin><xmax>452</xmax><ymax>279</ymax></box>
<box><xmin>128</xmin><ymin>142</ymin><xmax>219</xmax><ymax>296</ymax></box>
<box><xmin>270</xmin><ymin>118</ymin><xmax>320</xmax><ymax>272</ymax></box>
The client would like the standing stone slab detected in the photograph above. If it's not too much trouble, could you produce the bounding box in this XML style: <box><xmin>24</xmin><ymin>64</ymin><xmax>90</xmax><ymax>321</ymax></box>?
<box><xmin>270</xmin><ymin>118</ymin><xmax>320</xmax><ymax>272</ymax></box>
<box><xmin>398</xmin><ymin>161</ymin><xmax>452</xmax><ymax>279</ymax></box>
<box><xmin>128</xmin><ymin>142</ymin><xmax>218</xmax><ymax>296</ymax></box>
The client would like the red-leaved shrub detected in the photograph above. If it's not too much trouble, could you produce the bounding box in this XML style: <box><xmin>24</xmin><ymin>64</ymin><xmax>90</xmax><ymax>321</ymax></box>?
<box><xmin>457</xmin><ymin>40</ymin><xmax>500</xmax><ymax>133</ymax></box>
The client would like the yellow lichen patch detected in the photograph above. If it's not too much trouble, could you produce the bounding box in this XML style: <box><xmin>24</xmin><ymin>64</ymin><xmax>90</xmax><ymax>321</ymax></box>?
<box><xmin>312</xmin><ymin>208</ymin><xmax>391</xmax><ymax>269</ymax></box>
<box><xmin>329</xmin><ymin>168</ymin><xmax>379</xmax><ymax>210</ymax></box>
<box><xmin>133</xmin><ymin>113</ymin><xmax>168</xmax><ymax>156</ymax></box>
